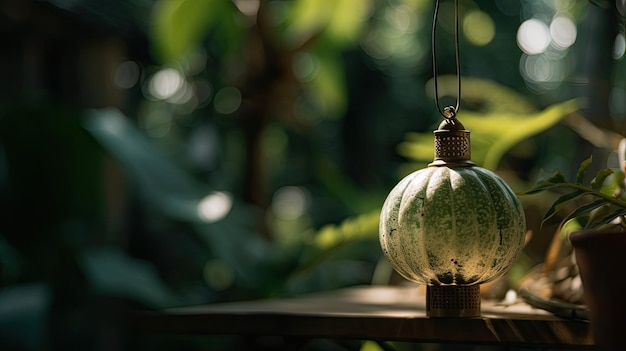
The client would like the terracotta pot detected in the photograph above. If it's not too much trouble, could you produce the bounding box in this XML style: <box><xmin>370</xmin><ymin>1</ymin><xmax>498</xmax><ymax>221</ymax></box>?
<box><xmin>570</xmin><ymin>230</ymin><xmax>626</xmax><ymax>351</ymax></box>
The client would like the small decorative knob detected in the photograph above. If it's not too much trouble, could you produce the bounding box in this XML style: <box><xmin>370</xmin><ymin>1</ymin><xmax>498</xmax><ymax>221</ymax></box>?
<box><xmin>429</xmin><ymin>108</ymin><xmax>475</xmax><ymax>167</ymax></box>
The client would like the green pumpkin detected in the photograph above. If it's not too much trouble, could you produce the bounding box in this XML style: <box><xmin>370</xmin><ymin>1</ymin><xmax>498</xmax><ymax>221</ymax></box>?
<box><xmin>379</xmin><ymin>165</ymin><xmax>526</xmax><ymax>286</ymax></box>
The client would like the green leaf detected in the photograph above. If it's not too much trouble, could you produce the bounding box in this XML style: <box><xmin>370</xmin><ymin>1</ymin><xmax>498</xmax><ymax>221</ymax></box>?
<box><xmin>541</xmin><ymin>190</ymin><xmax>585</xmax><ymax>226</ymax></box>
<box><xmin>296</xmin><ymin>210</ymin><xmax>379</xmax><ymax>274</ymax></box>
<box><xmin>151</xmin><ymin>0</ymin><xmax>232</xmax><ymax>62</ymax></box>
<box><xmin>80</xmin><ymin>247</ymin><xmax>177</xmax><ymax>308</ymax></box>
<box><xmin>314</xmin><ymin>157</ymin><xmax>386</xmax><ymax>213</ymax></box>
<box><xmin>523</xmin><ymin>157</ymin><xmax>626</xmax><ymax>232</ymax></box>
<box><xmin>591</xmin><ymin>168</ymin><xmax>614</xmax><ymax>190</ymax></box>
<box><xmin>560</xmin><ymin>218</ymin><xmax>583</xmax><ymax>236</ymax></box>
<box><xmin>543</xmin><ymin>171</ymin><xmax>569</xmax><ymax>185</ymax></box>
<box><xmin>427</xmin><ymin>75</ymin><xmax>538</xmax><ymax>115</ymax></box>
<box><xmin>0</xmin><ymin>284</ymin><xmax>50</xmax><ymax>351</ymax></box>
<box><xmin>614</xmin><ymin>171</ymin><xmax>626</xmax><ymax>190</ymax></box>
<box><xmin>83</xmin><ymin>109</ymin><xmax>213</xmax><ymax>222</ymax></box>
<box><xmin>476</xmin><ymin>99</ymin><xmax>580</xmax><ymax>170</ymax></box>
<box><xmin>309</xmin><ymin>53</ymin><xmax>348</xmax><ymax>118</ymax></box>
<box><xmin>83</xmin><ymin>109</ymin><xmax>276</xmax><ymax>290</ymax></box>
<box><xmin>562</xmin><ymin>199</ymin><xmax>609</xmax><ymax>227</ymax></box>
<box><xmin>586</xmin><ymin>207</ymin><xmax>626</xmax><ymax>230</ymax></box>
<box><xmin>397</xmin><ymin>90</ymin><xmax>579</xmax><ymax>170</ymax></box>
<box><xmin>602</xmin><ymin>170</ymin><xmax>626</xmax><ymax>195</ymax></box>
<box><xmin>284</xmin><ymin>0</ymin><xmax>370</xmax><ymax>48</ymax></box>
<box><xmin>360</xmin><ymin>340</ymin><xmax>385</xmax><ymax>351</ymax></box>
<box><xmin>324</xmin><ymin>0</ymin><xmax>371</xmax><ymax>45</ymax></box>
<box><xmin>576</xmin><ymin>155</ymin><xmax>593</xmax><ymax>184</ymax></box>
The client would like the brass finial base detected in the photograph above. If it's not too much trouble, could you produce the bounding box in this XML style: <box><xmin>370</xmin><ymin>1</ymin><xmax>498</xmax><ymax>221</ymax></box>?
<box><xmin>426</xmin><ymin>285</ymin><xmax>481</xmax><ymax>318</ymax></box>
<box><xmin>428</xmin><ymin>116</ymin><xmax>475</xmax><ymax>167</ymax></box>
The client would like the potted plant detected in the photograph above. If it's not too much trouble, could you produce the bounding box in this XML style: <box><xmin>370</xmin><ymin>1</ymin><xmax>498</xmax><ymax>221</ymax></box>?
<box><xmin>521</xmin><ymin>139</ymin><xmax>626</xmax><ymax>350</ymax></box>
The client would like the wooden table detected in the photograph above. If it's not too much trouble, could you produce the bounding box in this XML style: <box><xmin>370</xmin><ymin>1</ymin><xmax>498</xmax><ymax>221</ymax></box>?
<box><xmin>132</xmin><ymin>285</ymin><xmax>593</xmax><ymax>348</ymax></box>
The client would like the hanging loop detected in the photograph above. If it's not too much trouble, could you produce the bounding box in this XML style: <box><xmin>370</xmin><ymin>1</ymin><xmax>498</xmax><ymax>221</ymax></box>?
<box><xmin>442</xmin><ymin>106</ymin><xmax>456</xmax><ymax>119</ymax></box>
<box><xmin>432</xmin><ymin>0</ymin><xmax>461</xmax><ymax>119</ymax></box>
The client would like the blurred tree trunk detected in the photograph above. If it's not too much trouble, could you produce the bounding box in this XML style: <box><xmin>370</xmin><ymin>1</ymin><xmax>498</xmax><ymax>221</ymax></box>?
<box><xmin>237</xmin><ymin>1</ymin><xmax>303</xmax><ymax>241</ymax></box>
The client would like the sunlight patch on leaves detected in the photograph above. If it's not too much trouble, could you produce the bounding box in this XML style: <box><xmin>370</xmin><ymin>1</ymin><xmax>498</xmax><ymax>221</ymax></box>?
<box><xmin>151</xmin><ymin>0</ymin><xmax>231</xmax><ymax>62</ymax></box>
<box><xmin>309</xmin><ymin>54</ymin><xmax>348</xmax><ymax>118</ymax></box>
<box><xmin>297</xmin><ymin>210</ymin><xmax>380</xmax><ymax>274</ymax></box>
<box><xmin>284</xmin><ymin>0</ymin><xmax>371</xmax><ymax>48</ymax></box>
<box><xmin>399</xmin><ymin>77</ymin><xmax>579</xmax><ymax>171</ymax></box>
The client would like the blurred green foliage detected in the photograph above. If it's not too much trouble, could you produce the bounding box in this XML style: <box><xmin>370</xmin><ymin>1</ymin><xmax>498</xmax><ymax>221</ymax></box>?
<box><xmin>398</xmin><ymin>77</ymin><xmax>581</xmax><ymax>170</ymax></box>
<box><xmin>0</xmin><ymin>0</ymin><xmax>624</xmax><ymax>350</ymax></box>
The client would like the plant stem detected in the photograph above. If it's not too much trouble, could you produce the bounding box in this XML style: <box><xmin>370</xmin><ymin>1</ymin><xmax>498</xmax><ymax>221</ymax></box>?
<box><xmin>560</xmin><ymin>183</ymin><xmax>626</xmax><ymax>208</ymax></box>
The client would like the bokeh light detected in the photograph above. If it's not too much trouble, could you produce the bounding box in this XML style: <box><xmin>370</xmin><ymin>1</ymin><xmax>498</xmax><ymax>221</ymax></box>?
<box><xmin>194</xmin><ymin>79</ymin><xmax>214</xmax><ymax>108</ymax></box>
<box><xmin>214</xmin><ymin>87</ymin><xmax>242</xmax><ymax>115</ymax></box>
<box><xmin>520</xmin><ymin>53</ymin><xmax>564</xmax><ymax>88</ymax></box>
<box><xmin>140</xmin><ymin>107</ymin><xmax>171</xmax><ymax>138</ymax></box>
<box><xmin>550</xmin><ymin>15</ymin><xmax>577</xmax><ymax>50</ymax></box>
<box><xmin>197</xmin><ymin>191</ymin><xmax>233</xmax><ymax>222</ymax></box>
<box><xmin>463</xmin><ymin>10</ymin><xmax>495</xmax><ymax>47</ymax></box>
<box><xmin>271</xmin><ymin>186</ymin><xmax>308</xmax><ymax>220</ymax></box>
<box><xmin>517</xmin><ymin>19</ymin><xmax>551</xmax><ymax>55</ymax></box>
<box><xmin>167</xmin><ymin>80</ymin><xmax>194</xmax><ymax>105</ymax></box>
<box><xmin>385</xmin><ymin>3</ymin><xmax>415</xmax><ymax>34</ymax></box>
<box><xmin>614</xmin><ymin>33</ymin><xmax>625</xmax><ymax>60</ymax></box>
<box><xmin>233</xmin><ymin>0</ymin><xmax>260</xmax><ymax>17</ymax></box>
<box><xmin>359</xmin><ymin>2</ymin><xmax>426</xmax><ymax>74</ymax></box>
<box><xmin>293</xmin><ymin>53</ymin><xmax>320</xmax><ymax>82</ymax></box>
<box><xmin>148</xmin><ymin>68</ymin><xmax>185</xmax><ymax>100</ymax></box>
<box><xmin>113</xmin><ymin>61</ymin><xmax>140</xmax><ymax>89</ymax></box>
<box><xmin>516</xmin><ymin>2</ymin><xmax>579</xmax><ymax>93</ymax></box>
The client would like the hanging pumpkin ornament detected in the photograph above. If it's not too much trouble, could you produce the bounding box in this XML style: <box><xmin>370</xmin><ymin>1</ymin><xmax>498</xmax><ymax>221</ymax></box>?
<box><xmin>379</xmin><ymin>0</ymin><xmax>526</xmax><ymax>318</ymax></box>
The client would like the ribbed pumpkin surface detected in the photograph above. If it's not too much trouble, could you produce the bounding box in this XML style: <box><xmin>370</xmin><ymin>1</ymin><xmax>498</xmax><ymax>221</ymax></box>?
<box><xmin>379</xmin><ymin>166</ymin><xmax>526</xmax><ymax>286</ymax></box>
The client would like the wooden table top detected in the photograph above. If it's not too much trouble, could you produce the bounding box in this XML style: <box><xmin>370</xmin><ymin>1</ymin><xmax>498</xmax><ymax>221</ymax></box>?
<box><xmin>131</xmin><ymin>285</ymin><xmax>593</xmax><ymax>348</ymax></box>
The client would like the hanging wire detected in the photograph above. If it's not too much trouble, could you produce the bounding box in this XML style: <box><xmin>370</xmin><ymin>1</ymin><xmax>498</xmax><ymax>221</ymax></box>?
<box><xmin>432</xmin><ymin>0</ymin><xmax>461</xmax><ymax>119</ymax></box>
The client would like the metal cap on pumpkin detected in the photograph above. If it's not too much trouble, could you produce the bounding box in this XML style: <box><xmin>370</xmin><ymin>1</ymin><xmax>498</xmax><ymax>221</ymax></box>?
<box><xmin>429</xmin><ymin>107</ymin><xmax>475</xmax><ymax>167</ymax></box>
<box><xmin>427</xmin><ymin>285</ymin><xmax>481</xmax><ymax>318</ymax></box>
